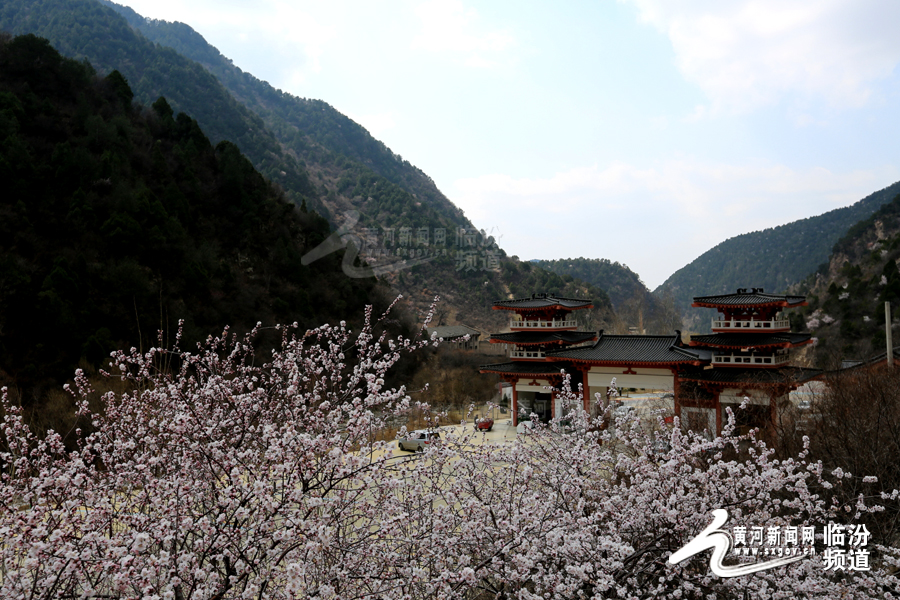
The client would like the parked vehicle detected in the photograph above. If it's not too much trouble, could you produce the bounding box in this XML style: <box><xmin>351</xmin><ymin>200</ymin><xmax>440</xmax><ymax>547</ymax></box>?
<box><xmin>397</xmin><ymin>430</ymin><xmax>442</xmax><ymax>452</ymax></box>
<box><xmin>650</xmin><ymin>438</ymin><xmax>672</xmax><ymax>456</ymax></box>
<box><xmin>475</xmin><ymin>417</ymin><xmax>494</xmax><ymax>432</ymax></box>
<box><xmin>516</xmin><ymin>419</ymin><xmax>534</xmax><ymax>434</ymax></box>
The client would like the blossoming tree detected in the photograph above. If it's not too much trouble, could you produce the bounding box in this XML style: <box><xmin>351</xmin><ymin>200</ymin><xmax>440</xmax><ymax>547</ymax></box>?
<box><xmin>2</xmin><ymin>304</ymin><xmax>899</xmax><ymax>599</ymax></box>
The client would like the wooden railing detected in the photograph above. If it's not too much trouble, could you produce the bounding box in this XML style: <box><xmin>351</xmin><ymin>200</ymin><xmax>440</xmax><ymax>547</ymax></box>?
<box><xmin>509</xmin><ymin>349</ymin><xmax>546</xmax><ymax>359</ymax></box>
<box><xmin>509</xmin><ymin>319</ymin><xmax>576</xmax><ymax>329</ymax></box>
<box><xmin>712</xmin><ymin>353</ymin><xmax>790</xmax><ymax>366</ymax></box>
<box><xmin>711</xmin><ymin>318</ymin><xmax>790</xmax><ymax>331</ymax></box>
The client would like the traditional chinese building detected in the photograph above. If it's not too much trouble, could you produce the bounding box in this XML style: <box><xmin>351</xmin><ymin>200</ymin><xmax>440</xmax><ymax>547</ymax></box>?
<box><xmin>479</xmin><ymin>294</ymin><xmax>596</xmax><ymax>424</ymax></box>
<box><xmin>479</xmin><ymin>288</ymin><xmax>820</xmax><ymax>435</ymax></box>
<box><xmin>676</xmin><ymin>288</ymin><xmax>819</xmax><ymax>435</ymax></box>
<box><xmin>550</xmin><ymin>332</ymin><xmax>710</xmax><ymax>421</ymax></box>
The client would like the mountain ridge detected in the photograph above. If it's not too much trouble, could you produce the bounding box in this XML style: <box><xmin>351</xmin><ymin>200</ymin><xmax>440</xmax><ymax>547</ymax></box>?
<box><xmin>0</xmin><ymin>32</ymin><xmax>386</xmax><ymax>406</ymax></box>
<box><xmin>655</xmin><ymin>179</ymin><xmax>900</xmax><ymax>332</ymax></box>
<box><xmin>532</xmin><ymin>257</ymin><xmax>681</xmax><ymax>334</ymax></box>
<box><xmin>1</xmin><ymin>0</ymin><xmax>619</xmax><ymax>332</ymax></box>
<box><xmin>791</xmin><ymin>190</ymin><xmax>900</xmax><ymax>368</ymax></box>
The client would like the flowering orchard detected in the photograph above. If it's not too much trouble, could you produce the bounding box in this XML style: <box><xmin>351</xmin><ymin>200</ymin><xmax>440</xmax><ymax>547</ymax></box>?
<box><xmin>2</xmin><ymin>305</ymin><xmax>900</xmax><ymax>599</ymax></box>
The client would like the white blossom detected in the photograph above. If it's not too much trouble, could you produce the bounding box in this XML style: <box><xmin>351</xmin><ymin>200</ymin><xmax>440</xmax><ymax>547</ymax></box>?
<box><xmin>0</xmin><ymin>301</ymin><xmax>897</xmax><ymax>598</ymax></box>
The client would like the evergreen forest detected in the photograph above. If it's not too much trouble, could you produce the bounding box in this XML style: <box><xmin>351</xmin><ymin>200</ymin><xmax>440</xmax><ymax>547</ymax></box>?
<box><xmin>0</xmin><ymin>33</ymin><xmax>383</xmax><ymax>409</ymax></box>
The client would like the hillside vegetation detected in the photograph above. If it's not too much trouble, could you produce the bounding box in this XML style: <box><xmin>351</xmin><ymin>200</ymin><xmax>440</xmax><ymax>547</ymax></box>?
<box><xmin>0</xmin><ymin>33</ymin><xmax>383</xmax><ymax>407</ymax></box>
<box><xmin>0</xmin><ymin>0</ymin><xmax>614</xmax><ymax>330</ymax></box>
<box><xmin>98</xmin><ymin>0</ymin><xmax>464</xmax><ymax>232</ymax></box>
<box><xmin>656</xmin><ymin>180</ymin><xmax>900</xmax><ymax>332</ymax></box>
<box><xmin>532</xmin><ymin>258</ymin><xmax>681</xmax><ymax>334</ymax></box>
<box><xmin>792</xmin><ymin>191</ymin><xmax>900</xmax><ymax>367</ymax></box>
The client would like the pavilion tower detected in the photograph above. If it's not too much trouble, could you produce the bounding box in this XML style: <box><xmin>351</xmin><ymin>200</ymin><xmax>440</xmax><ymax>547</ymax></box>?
<box><xmin>480</xmin><ymin>293</ymin><xmax>595</xmax><ymax>425</ymax></box>
<box><xmin>677</xmin><ymin>288</ymin><xmax>818</xmax><ymax>435</ymax></box>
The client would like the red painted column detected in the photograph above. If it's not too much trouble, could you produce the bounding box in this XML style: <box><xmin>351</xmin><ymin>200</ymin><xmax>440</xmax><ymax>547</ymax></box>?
<box><xmin>512</xmin><ymin>383</ymin><xmax>519</xmax><ymax>427</ymax></box>
<box><xmin>582</xmin><ymin>369</ymin><xmax>590</xmax><ymax>414</ymax></box>
<box><xmin>715</xmin><ymin>392</ymin><xmax>722</xmax><ymax>436</ymax></box>
<box><xmin>673</xmin><ymin>373</ymin><xmax>682</xmax><ymax>421</ymax></box>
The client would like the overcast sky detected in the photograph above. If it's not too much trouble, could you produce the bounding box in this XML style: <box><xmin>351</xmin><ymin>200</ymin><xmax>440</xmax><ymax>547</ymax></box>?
<box><xmin>115</xmin><ymin>0</ymin><xmax>900</xmax><ymax>289</ymax></box>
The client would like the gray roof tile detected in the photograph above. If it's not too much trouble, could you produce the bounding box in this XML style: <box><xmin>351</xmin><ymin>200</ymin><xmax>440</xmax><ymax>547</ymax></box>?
<box><xmin>679</xmin><ymin>366</ymin><xmax>822</xmax><ymax>385</ymax></box>
<box><xmin>690</xmin><ymin>332</ymin><xmax>812</xmax><ymax>349</ymax></box>
<box><xmin>490</xmin><ymin>331</ymin><xmax>597</xmax><ymax>345</ymax></box>
<box><xmin>426</xmin><ymin>325</ymin><xmax>481</xmax><ymax>340</ymax></box>
<box><xmin>548</xmin><ymin>332</ymin><xmax>711</xmax><ymax>365</ymax></box>
<box><xmin>692</xmin><ymin>288</ymin><xmax>807</xmax><ymax>308</ymax></box>
<box><xmin>479</xmin><ymin>362</ymin><xmax>568</xmax><ymax>376</ymax></box>
<box><xmin>493</xmin><ymin>293</ymin><xmax>592</xmax><ymax>311</ymax></box>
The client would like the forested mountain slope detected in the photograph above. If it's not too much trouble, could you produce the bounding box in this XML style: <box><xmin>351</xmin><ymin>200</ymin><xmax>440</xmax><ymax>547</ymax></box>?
<box><xmin>98</xmin><ymin>0</ymin><xmax>465</xmax><ymax>232</ymax></box>
<box><xmin>0</xmin><ymin>0</ymin><xmax>612</xmax><ymax>330</ymax></box>
<box><xmin>0</xmin><ymin>33</ymin><xmax>382</xmax><ymax>407</ymax></box>
<box><xmin>656</xmin><ymin>180</ymin><xmax>900</xmax><ymax>332</ymax></box>
<box><xmin>0</xmin><ymin>0</ymin><xmax>321</xmax><ymax>209</ymax></box>
<box><xmin>532</xmin><ymin>258</ymin><xmax>681</xmax><ymax>334</ymax></box>
<box><xmin>792</xmin><ymin>191</ymin><xmax>900</xmax><ymax>368</ymax></box>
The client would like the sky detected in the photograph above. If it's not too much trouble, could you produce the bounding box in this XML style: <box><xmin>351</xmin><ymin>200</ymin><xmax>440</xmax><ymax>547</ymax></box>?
<box><xmin>114</xmin><ymin>0</ymin><xmax>900</xmax><ymax>289</ymax></box>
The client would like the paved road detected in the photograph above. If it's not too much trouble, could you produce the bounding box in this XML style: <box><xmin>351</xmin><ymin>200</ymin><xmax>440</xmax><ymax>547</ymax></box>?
<box><xmin>390</xmin><ymin>419</ymin><xmax>519</xmax><ymax>456</ymax></box>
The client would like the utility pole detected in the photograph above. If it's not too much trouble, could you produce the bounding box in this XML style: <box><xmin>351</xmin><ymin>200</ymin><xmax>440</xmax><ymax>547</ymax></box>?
<box><xmin>886</xmin><ymin>301</ymin><xmax>894</xmax><ymax>368</ymax></box>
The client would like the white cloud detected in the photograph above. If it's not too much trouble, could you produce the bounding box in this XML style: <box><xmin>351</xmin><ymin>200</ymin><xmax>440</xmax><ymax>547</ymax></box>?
<box><xmin>623</xmin><ymin>0</ymin><xmax>900</xmax><ymax>113</ymax></box>
<box><xmin>411</xmin><ymin>0</ymin><xmax>515</xmax><ymax>68</ymax></box>
<box><xmin>452</xmin><ymin>159</ymin><xmax>898</xmax><ymax>287</ymax></box>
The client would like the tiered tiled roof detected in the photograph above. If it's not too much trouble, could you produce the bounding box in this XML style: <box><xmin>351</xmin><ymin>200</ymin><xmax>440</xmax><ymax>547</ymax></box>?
<box><xmin>548</xmin><ymin>332</ymin><xmax>710</xmax><ymax>365</ymax></box>
<box><xmin>426</xmin><ymin>325</ymin><xmax>481</xmax><ymax>340</ymax></box>
<box><xmin>838</xmin><ymin>345</ymin><xmax>900</xmax><ymax>371</ymax></box>
<box><xmin>479</xmin><ymin>362</ymin><xmax>568</xmax><ymax>376</ymax></box>
<box><xmin>490</xmin><ymin>331</ymin><xmax>597</xmax><ymax>346</ymax></box>
<box><xmin>493</xmin><ymin>293</ymin><xmax>593</xmax><ymax>311</ymax></box>
<box><xmin>692</xmin><ymin>288</ymin><xmax>807</xmax><ymax>309</ymax></box>
<box><xmin>678</xmin><ymin>366</ymin><xmax>822</xmax><ymax>386</ymax></box>
<box><xmin>690</xmin><ymin>332</ymin><xmax>812</xmax><ymax>350</ymax></box>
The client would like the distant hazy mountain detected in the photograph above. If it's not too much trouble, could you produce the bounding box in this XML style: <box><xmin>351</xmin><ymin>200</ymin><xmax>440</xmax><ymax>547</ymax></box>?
<box><xmin>656</xmin><ymin>180</ymin><xmax>900</xmax><ymax>332</ymax></box>
<box><xmin>532</xmin><ymin>258</ymin><xmax>681</xmax><ymax>334</ymax></box>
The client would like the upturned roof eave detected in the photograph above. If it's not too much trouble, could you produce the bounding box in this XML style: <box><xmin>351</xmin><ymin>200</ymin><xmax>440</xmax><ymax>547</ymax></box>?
<box><xmin>490</xmin><ymin>339</ymin><xmax>597</xmax><ymax>346</ymax></box>
<box><xmin>690</xmin><ymin>341</ymin><xmax>790</xmax><ymax>350</ymax></box>
<box><xmin>691</xmin><ymin>300</ymin><xmax>809</xmax><ymax>309</ymax></box>
<box><xmin>546</xmin><ymin>356</ymin><xmax>704</xmax><ymax>368</ymax></box>
<box><xmin>478</xmin><ymin>363</ymin><xmax>566</xmax><ymax>376</ymax></box>
<box><xmin>677</xmin><ymin>367</ymin><xmax>822</xmax><ymax>386</ymax></box>
<box><xmin>492</xmin><ymin>303</ymin><xmax>594</xmax><ymax>312</ymax></box>
<box><xmin>689</xmin><ymin>338</ymin><xmax>813</xmax><ymax>351</ymax></box>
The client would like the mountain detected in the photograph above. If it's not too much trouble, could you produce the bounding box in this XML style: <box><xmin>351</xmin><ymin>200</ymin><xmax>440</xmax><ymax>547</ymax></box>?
<box><xmin>532</xmin><ymin>258</ymin><xmax>681</xmax><ymax>334</ymax></box>
<box><xmin>656</xmin><ymin>180</ymin><xmax>900</xmax><ymax>332</ymax></box>
<box><xmin>0</xmin><ymin>0</ymin><xmax>615</xmax><ymax>331</ymax></box>
<box><xmin>0</xmin><ymin>33</ymin><xmax>384</xmax><ymax>408</ymax></box>
<box><xmin>0</xmin><ymin>0</ymin><xmax>320</xmax><ymax>208</ymax></box>
<box><xmin>791</xmin><ymin>191</ymin><xmax>900</xmax><ymax>368</ymax></box>
<box><xmin>97</xmin><ymin>0</ymin><xmax>465</xmax><ymax>232</ymax></box>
